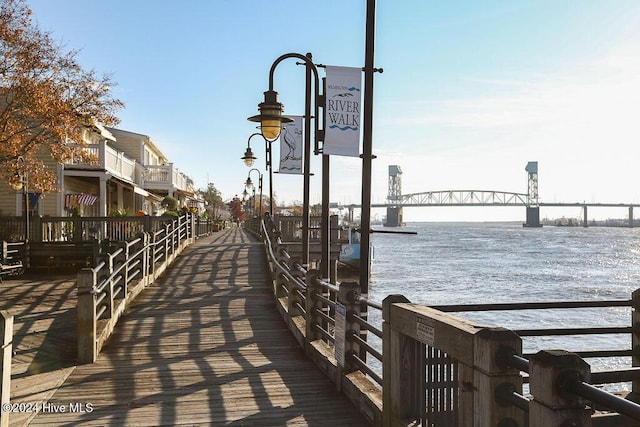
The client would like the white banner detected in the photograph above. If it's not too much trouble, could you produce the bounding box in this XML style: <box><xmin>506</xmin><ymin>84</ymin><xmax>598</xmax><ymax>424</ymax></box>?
<box><xmin>278</xmin><ymin>115</ymin><xmax>303</xmax><ymax>174</ymax></box>
<box><xmin>324</xmin><ymin>66</ymin><xmax>362</xmax><ymax>157</ymax></box>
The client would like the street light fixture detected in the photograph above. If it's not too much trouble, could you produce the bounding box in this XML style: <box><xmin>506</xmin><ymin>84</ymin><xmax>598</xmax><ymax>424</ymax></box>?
<box><xmin>246</xmin><ymin>168</ymin><xmax>263</xmax><ymax>217</ymax></box>
<box><xmin>241</xmin><ymin>132</ymin><xmax>275</xmax><ymax>216</ymax></box>
<box><xmin>247</xmin><ymin>90</ymin><xmax>293</xmax><ymax>141</ymax></box>
<box><xmin>10</xmin><ymin>156</ymin><xmax>29</xmax><ymax>243</ymax></box>
<box><xmin>248</xmin><ymin>52</ymin><xmax>321</xmax><ymax>267</ymax></box>
<box><xmin>241</xmin><ymin>145</ymin><xmax>256</xmax><ymax>167</ymax></box>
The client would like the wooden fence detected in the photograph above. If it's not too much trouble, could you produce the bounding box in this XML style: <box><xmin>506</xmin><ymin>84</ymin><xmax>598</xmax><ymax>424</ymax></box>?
<box><xmin>0</xmin><ymin>215</ymin><xmax>221</xmax><ymax>243</ymax></box>
<box><xmin>251</xmin><ymin>215</ymin><xmax>640</xmax><ymax>427</ymax></box>
<box><xmin>0</xmin><ymin>215</ymin><xmax>221</xmax><ymax>272</ymax></box>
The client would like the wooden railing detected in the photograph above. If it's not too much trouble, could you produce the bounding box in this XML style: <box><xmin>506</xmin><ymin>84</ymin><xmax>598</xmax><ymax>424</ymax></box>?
<box><xmin>77</xmin><ymin>215</ymin><xmax>194</xmax><ymax>363</ymax></box>
<box><xmin>0</xmin><ymin>215</ymin><xmax>219</xmax><ymax>272</ymax></box>
<box><xmin>252</xmin><ymin>215</ymin><xmax>640</xmax><ymax>427</ymax></box>
<box><xmin>142</xmin><ymin>164</ymin><xmax>194</xmax><ymax>193</ymax></box>
<box><xmin>66</xmin><ymin>141</ymin><xmax>137</xmax><ymax>183</ymax></box>
<box><xmin>1</xmin><ymin>310</ymin><xmax>12</xmax><ymax>427</ymax></box>
<box><xmin>1</xmin><ymin>213</ymin><xmax>215</xmax><ymax>420</ymax></box>
<box><xmin>0</xmin><ymin>241</ymin><xmax>24</xmax><ymax>279</ymax></box>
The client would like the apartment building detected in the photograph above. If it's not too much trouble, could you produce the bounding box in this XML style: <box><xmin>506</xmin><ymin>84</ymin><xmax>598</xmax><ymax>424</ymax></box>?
<box><xmin>2</xmin><ymin>125</ymin><xmax>198</xmax><ymax>218</ymax></box>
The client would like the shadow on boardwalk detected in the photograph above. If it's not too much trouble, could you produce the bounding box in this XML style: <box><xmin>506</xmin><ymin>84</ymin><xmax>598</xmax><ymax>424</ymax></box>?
<box><xmin>11</xmin><ymin>227</ymin><xmax>368</xmax><ymax>426</ymax></box>
<box><xmin>1</xmin><ymin>270</ymin><xmax>78</xmax><ymax>427</ymax></box>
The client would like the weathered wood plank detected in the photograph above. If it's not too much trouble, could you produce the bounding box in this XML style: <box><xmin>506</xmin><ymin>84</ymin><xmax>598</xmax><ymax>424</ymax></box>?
<box><xmin>21</xmin><ymin>228</ymin><xmax>369</xmax><ymax>426</ymax></box>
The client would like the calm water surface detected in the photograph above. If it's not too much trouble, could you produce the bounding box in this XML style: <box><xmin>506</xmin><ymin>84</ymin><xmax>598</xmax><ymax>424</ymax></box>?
<box><xmin>366</xmin><ymin>222</ymin><xmax>640</xmax><ymax>381</ymax></box>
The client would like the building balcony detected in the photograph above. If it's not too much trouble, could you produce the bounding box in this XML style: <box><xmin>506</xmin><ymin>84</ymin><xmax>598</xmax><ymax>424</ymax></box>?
<box><xmin>142</xmin><ymin>164</ymin><xmax>194</xmax><ymax>194</ymax></box>
<box><xmin>65</xmin><ymin>141</ymin><xmax>137</xmax><ymax>183</ymax></box>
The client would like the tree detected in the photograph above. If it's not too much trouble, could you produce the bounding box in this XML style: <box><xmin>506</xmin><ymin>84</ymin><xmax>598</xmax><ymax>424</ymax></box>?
<box><xmin>198</xmin><ymin>183</ymin><xmax>225</xmax><ymax>220</ymax></box>
<box><xmin>261</xmin><ymin>192</ymin><xmax>277</xmax><ymax>216</ymax></box>
<box><xmin>0</xmin><ymin>0</ymin><xmax>123</xmax><ymax>192</ymax></box>
<box><xmin>227</xmin><ymin>196</ymin><xmax>245</xmax><ymax>223</ymax></box>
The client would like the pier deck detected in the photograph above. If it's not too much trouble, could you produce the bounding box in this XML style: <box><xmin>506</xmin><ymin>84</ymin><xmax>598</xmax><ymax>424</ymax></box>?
<box><xmin>4</xmin><ymin>228</ymin><xmax>368</xmax><ymax>426</ymax></box>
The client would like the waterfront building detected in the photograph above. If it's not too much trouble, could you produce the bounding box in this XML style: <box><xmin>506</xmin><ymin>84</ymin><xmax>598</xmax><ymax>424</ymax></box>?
<box><xmin>0</xmin><ymin>125</ymin><xmax>199</xmax><ymax>218</ymax></box>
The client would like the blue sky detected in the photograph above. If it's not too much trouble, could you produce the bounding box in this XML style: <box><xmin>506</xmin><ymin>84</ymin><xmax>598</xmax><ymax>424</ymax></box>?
<box><xmin>26</xmin><ymin>0</ymin><xmax>640</xmax><ymax>222</ymax></box>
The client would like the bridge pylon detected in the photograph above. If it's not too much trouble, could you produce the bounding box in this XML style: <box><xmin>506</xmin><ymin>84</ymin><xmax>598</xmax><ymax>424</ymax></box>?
<box><xmin>385</xmin><ymin>165</ymin><xmax>404</xmax><ymax>227</ymax></box>
<box><xmin>524</xmin><ymin>161</ymin><xmax>542</xmax><ymax>227</ymax></box>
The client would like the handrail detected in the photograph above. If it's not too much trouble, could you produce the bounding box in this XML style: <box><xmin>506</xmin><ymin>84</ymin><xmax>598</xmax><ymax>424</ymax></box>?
<box><xmin>565</xmin><ymin>374</ymin><xmax>640</xmax><ymax>420</ymax></box>
<box><xmin>77</xmin><ymin>214</ymin><xmax>195</xmax><ymax>364</ymax></box>
<box><xmin>255</xmin><ymin>213</ymin><xmax>640</xmax><ymax>426</ymax></box>
<box><xmin>430</xmin><ymin>300</ymin><xmax>632</xmax><ymax>311</ymax></box>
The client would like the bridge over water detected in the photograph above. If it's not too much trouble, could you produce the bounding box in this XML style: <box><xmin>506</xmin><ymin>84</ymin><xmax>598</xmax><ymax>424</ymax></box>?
<box><xmin>340</xmin><ymin>162</ymin><xmax>640</xmax><ymax>227</ymax></box>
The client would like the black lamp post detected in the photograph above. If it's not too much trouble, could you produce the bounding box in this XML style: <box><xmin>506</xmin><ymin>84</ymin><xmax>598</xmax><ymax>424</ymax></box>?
<box><xmin>241</xmin><ymin>132</ymin><xmax>274</xmax><ymax>216</ymax></box>
<box><xmin>245</xmin><ymin>168</ymin><xmax>263</xmax><ymax>217</ymax></box>
<box><xmin>248</xmin><ymin>52</ymin><xmax>321</xmax><ymax>268</ymax></box>
<box><xmin>241</xmin><ymin>189</ymin><xmax>250</xmax><ymax>217</ymax></box>
<box><xmin>10</xmin><ymin>156</ymin><xmax>29</xmax><ymax>243</ymax></box>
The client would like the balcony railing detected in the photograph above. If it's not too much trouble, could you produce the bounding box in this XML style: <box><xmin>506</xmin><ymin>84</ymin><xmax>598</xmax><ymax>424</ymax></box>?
<box><xmin>65</xmin><ymin>142</ymin><xmax>193</xmax><ymax>194</ymax></box>
<box><xmin>66</xmin><ymin>141</ymin><xmax>136</xmax><ymax>183</ymax></box>
<box><xmin>142</xmin><ymin>164</ymin><xmax>193</xmax><ymax>193</ymax></box>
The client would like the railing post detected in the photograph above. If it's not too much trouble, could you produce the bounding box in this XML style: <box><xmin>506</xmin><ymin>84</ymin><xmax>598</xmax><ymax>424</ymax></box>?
<box><xmin>150</xmin><ymin>231</ymin><xmax>158</xmax><ymax>280</ymax></box>
<box><xmin>1</xmin><ymin>310</ymin><xmax>13</xmax><ymax>427</ymax></box>
<box><xmin>473</xmin><ymin>327</ymin><xmax>524</xmax><ymax>426</ymax></box>
<box><xmin>34</xmin><ymin>216</ymin><xmax>42</xmax><ymax>242</ymax></box>
<box><xmin>286</xmin><ymin>259</ymin><xmax>304</xmax><ymax>318</ymax></box>
<box><xmin>165</xmin><ymin>223</ymin><xmax>171</xmax><ymax>262</ymax></box>
<box><xmin>632</xmin><ymin>289</ymin><xmax>640</xmax><ymax>399</ymax></box>
<box><xmin>191</xmin><ymin>214</ymin><xmax>196</xmax><ymax>243</ymax></box>
<box><xmin>305</xmin><ymin>269</ymin><xmax>324</xmax><ymax>343</ymax></box>
<box><xmin>77</xmin><ymin>268</ymin><xmax>98</xmax><ymax>364</ymax></box>
<box><xmin>382</xmin><ymin>294</ymin><xmax>415</xmax><ymax>426</ymax></box>
<box><xmin>142</xmin><ymin>215</ymin><xmax>151</xmax><ymax>235</ymax></box>
<box><xmin>338</xmin><ymin>281</ymin><xmax>361</xmax><ymax>374</ymax></box>
<box><xmin>115</xmin><ymin>242</ymin><xmax>127</xmax><ymax>310</ymax></box>
<box><xmin>73</xmin><ymin>216</ymin><xmax>83</xmax><ymax>242</ymax></box>
<box><xmin>529</xmin><ymin>350</ymin><xmax>592</xmax><ymax>426</ymax></box>
<box><xmin>330</xmin><ymin>215</ymin><xmax>339</xmax><ymax>284</ymax></box>
<box><xmin>177</xmin><ymin>216</ymin><xmax>182</xmax><ymax>249</ymax></box>
<box><xmin>141</xmin><ymin>232</ymin><xmax>150</xmax><ymax>286</ymax></box>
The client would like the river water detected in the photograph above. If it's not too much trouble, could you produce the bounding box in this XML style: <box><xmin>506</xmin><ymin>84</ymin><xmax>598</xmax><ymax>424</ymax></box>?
<box><xmin>365</xmin><ymin>222</ymin><xmax>640</xmax><ymax>388</ymax></box>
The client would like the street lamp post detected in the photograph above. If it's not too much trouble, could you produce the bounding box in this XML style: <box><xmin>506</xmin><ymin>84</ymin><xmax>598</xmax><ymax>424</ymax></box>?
<box><xmin>241</xmin><ymin>132</ymin><xmax>274</xmax><ymax>216</ymax></box>
<box><xmin>248</xmin><ymin>52</ymin><xmax>321</xmax><ymax>268</ymax></box>
<box><xmin>10</xmin><ymin>156</ymin><xmax>29</xmax><ymax>243</ymax></box>
<box><xmin>241</xmin><ymin>189</ymin><xmax>250</xmax><ymax>217</ymax></box>
<box><xmin>245</xmin><ymin>168</ymin><xmax>263</xmax><ymax>217</ymax></box>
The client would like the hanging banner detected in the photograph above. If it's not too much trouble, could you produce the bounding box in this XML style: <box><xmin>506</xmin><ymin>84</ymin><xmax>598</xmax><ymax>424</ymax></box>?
<box><xmin>278</xmin><ymin>115</ymin><xmax>303</xmax><ymax>175</ymax></box>
<box><xmin>324</xmin><ymin>66</ymin><xmax>362</xmax><ymax>157</ymax></box>
<box><xmin>28</xmin><ymin>192</ymin><xmax>41</xmax><ymax>207</ymax></box>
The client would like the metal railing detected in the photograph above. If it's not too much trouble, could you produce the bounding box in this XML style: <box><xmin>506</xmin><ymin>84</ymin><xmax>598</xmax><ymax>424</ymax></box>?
<box><xmin>253</xmin><ymin>215</ymin><xmax>640</xmax><ymax>427</ymax></box>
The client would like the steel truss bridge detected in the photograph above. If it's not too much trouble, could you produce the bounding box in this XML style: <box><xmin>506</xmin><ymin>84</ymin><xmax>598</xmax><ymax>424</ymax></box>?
<box><xmin>334</xmin><ymin>163</ymin><xmax>640</xmax><ymax>227</ymax></box>
<box><xmin>375</xmin><ymin>190</ymin><xmax>640</xmax><ymax>209</ymax></box>
<box><xmin>382</xmin><ymin>190</ymin><xmax>529</xmax><ymax>207</ymax></box>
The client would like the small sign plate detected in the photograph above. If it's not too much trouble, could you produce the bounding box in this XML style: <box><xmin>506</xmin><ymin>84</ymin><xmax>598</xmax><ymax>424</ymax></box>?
<box><xmin>416</xmin><ymin>317</ymin><xmax>435</xmax><ymax>345</ymax></box>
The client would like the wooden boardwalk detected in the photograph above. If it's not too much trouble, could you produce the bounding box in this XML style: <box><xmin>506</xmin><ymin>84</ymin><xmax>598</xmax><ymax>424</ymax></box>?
<box><xmin>5</xmin><ymin>227</ymin><xmax>368</xmax><ymax>426</ymax></box>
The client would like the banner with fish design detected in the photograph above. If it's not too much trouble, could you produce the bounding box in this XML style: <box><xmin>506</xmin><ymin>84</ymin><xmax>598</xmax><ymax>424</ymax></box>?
<box><xmin>278</xmin><ymin>115</ymin><xmax>303</xmax><ymax>175</ymax></box>
<box><xmin>323</xmin><ymin>66</ymin><xmax>362</xmax><ymax>157</ymax></box>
